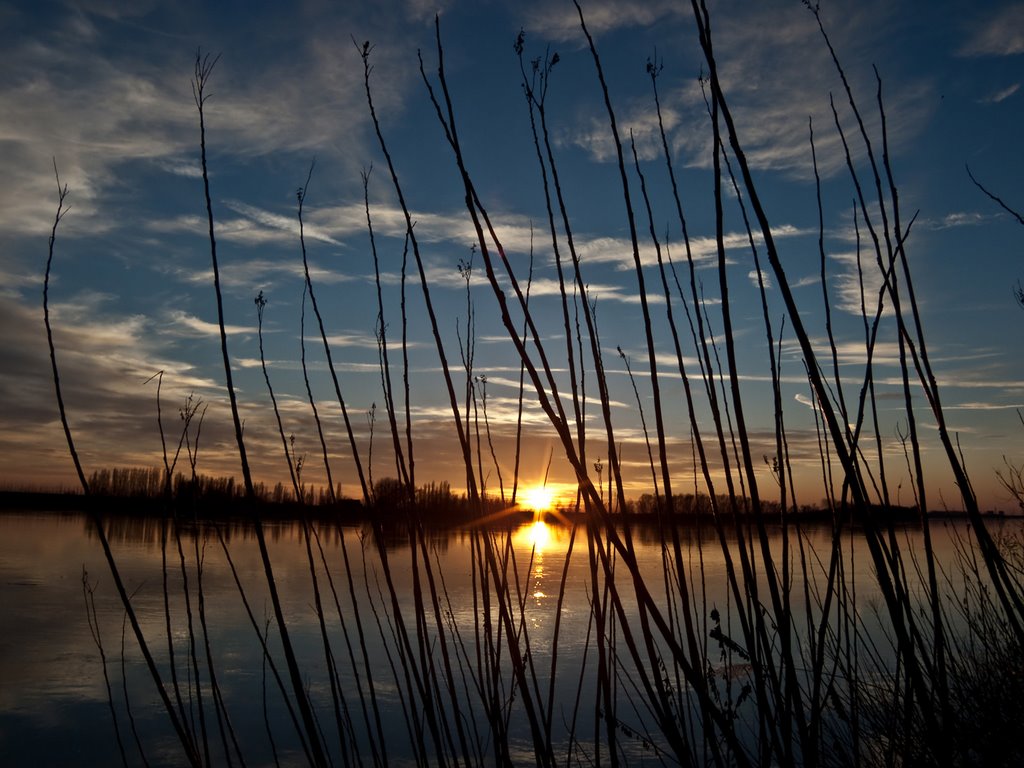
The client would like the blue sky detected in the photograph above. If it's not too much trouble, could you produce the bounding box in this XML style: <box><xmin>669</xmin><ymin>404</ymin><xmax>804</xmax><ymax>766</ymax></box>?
<box><xmin>2</xmin><ymin>0</ymin><xmax>1022</xmax><ymax>510</ymax></box>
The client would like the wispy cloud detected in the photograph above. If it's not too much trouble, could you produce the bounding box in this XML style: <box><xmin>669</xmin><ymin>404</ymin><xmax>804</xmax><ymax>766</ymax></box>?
<box><xmin>944</xmin><ymin>402</ymin><xmax>1024</xmax><ymax>411</ymax></box>
<box><xmin>655</xmin><ymin>2</ymin><xmax>930</xmax><ymax>179</ymax></box>
<box><xmin>521</xmin><ymin>0</ymin><xmax>684</xmax><ymax>41</ymax></box>
<box><xmin>167</xmin><ymin>310</ymin><xmax>253</xmax><ymax>337</ymax></box>
<box><xmin>980</xmin><ymin>83</ymin><xmax>1021</xmax><ymax>104</ymax></box>
<box><xmin>792</xmin><ymin>274</ymin><xmax>821</xmax><ymax>289</ymax></box>
<box><xmin>921</xmin><ymin>211</ymin><xmax>993</xmax><ymax>230</ymax></box>
<box><xmin>559</xmin><ymin>105</ymin><xmax>681</xmax><ymax>163</ymax></box>
<box><xmin>958</xmin><ymin>5</ymin><xmax>1024</xmax><ymax>56</ymax></box>
<box><xmin>826</xmin><ymin>250</ymin><xmax>891</xmax><ymax>316</ymax></box>
<box><xmin>224</xmin><ymin>201</ymin><xmax>342</xmax><ymax>245</ymax></box>
<box><xmin>153</xmin><ymin>157</ymin><xmax>203</xmax><ymax>179</ymax></box>
<box><xmin>146</xmin><ymin>232</ymin><xmax>355</xmax><ymax>291</ymax></box>
<box><xmin>237</xmin><ymin>198</ymin><xmax>813</xmax><ymax>306</ymax></box>
<box><xmin>0</xmin><ymin>287</ymin><xmax>230</xmax><ymax>485</ymax></box>
<box><xmin>323</xmin><ymin>331</ymin><xmax>388</xmax><ymax>349</ymax></box>
<box><xmin>147</xmin><ymin>208</ymin><xmax>344</xmax><ymax>248</ymax></box>
<box><xmin>748</xmin><ymin>269</ymin><xmax>772</xmax><ymax>290</ymax></box>
<box><xmin>568</xmin><ymin>225</ymin><xmax>807</xmax><ymax>270</ymax></box>
<box><xmin>0</xmin><ymin>0</ymin><xmax>418</xmax><ymax>244</ymax></box>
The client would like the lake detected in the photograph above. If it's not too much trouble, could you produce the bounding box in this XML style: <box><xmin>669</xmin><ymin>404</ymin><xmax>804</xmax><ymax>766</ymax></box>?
<box><xmin>0</xmin><ymin>507</ymin><xmax>1017</xmax><ymax>766</ymax></box>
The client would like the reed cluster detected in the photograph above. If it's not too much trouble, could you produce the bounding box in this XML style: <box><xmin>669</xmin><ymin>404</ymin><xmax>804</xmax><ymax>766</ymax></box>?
<box><xmin>43</xmin><ymin>2</ymin><xmax>1024</xmax><ymax>766</ymax></box>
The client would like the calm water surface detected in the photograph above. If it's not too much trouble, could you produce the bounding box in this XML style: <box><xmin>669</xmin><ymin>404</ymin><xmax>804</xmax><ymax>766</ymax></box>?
<box><xmin>0</xmin><ymin>509</ymin><xmax>1010</xmax><ymax>766</ymax></box>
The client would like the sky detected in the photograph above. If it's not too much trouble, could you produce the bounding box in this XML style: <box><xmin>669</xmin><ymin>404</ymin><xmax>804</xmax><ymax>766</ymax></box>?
<box><xmin>1</xmin><ymin>0</ymin><xmax>1022</xmax><ymax>511</ymax></box>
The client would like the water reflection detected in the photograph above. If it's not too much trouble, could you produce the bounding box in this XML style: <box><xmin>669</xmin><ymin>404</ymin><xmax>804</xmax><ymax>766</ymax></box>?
<box><xmin>2</xmin><ymin>509</ymin><xmax>1019</xmax><ymax>766</ymax></box>
<box><xmin>515</xmin><ymin>518</ymin><xmax>553</xmax><ymax>553</ymax></box>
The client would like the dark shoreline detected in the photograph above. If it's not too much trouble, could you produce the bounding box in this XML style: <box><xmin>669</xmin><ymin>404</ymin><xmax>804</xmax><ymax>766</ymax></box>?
<box><xmin>2</xmin><ymin>488</ymin><xmax>1018</xmax><ymax>527</ymax></box>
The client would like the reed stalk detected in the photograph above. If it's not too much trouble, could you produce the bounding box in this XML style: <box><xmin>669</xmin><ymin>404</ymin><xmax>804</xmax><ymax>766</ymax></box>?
<box><xmin>193</xmin><ymin>51</ymin><xmax>329</xmax><ymax>767</ymax></box>
<box><xmin>47</xmin><ymin>160</ymin><xmax>204</xmax><ymax>765</ymax></box>
<box><xmin>296</xmin><ymin>163</ymin><xmax>371</xmax><ymax>505</ymax></box>
<box><xmin>364</xmin><ymin>167</ymin><xmax>412</xmax><ymax>495</ymax></box>
<box><xmin>82</xmin><ymin>568</ymin><xmax>129</xmax><ymax>767</ymax></box>
<box><xmin>359</xmin><ymin>38</ymin><xmax>480</xmax><ymax>505</ymax></box>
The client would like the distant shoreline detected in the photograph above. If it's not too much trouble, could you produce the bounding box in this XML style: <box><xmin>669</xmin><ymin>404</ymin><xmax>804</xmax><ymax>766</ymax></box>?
<box><xmin>2</xmin><ymin>489</ymin><xmax>1019</xmax><ymax>527</ymax></box>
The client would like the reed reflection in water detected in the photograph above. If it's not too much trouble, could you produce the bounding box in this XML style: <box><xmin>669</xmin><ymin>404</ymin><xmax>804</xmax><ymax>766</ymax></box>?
<box><xmin>2</xmin><ymin>508</ymin><xmax>1015</xmax><ymax>766</ymax></box>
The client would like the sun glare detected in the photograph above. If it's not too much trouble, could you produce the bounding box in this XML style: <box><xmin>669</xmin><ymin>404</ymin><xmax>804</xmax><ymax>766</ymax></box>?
<box><xmin>524</xmin><ymin>519</ymin><xmax>551</xmax><ymax>551</ymax></box>
<box><xmin>522</xmin><ymin>485</ymin><xmax>554</xmax><ymax>512</ymax></box>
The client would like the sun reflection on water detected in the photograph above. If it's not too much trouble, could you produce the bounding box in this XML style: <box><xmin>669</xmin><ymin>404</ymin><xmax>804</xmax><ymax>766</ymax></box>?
<box><xmin>523</xmin><ymin>519</ymin><xmax>551</xmax><ymax>551</ymax></box>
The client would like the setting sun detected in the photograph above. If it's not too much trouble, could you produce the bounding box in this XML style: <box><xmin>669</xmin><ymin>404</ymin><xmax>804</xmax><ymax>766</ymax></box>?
<box><xmin>521</xmin><ymin>485</ymin><xmax>554</xmax><ymax>512</ymax></box>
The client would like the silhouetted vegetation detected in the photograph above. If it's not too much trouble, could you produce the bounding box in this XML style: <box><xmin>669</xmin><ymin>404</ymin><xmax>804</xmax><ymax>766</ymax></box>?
<box><xmin>37</xmin><ymin>3</ymin><xmax>1024</xmax><ymax>766</ymax></box>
